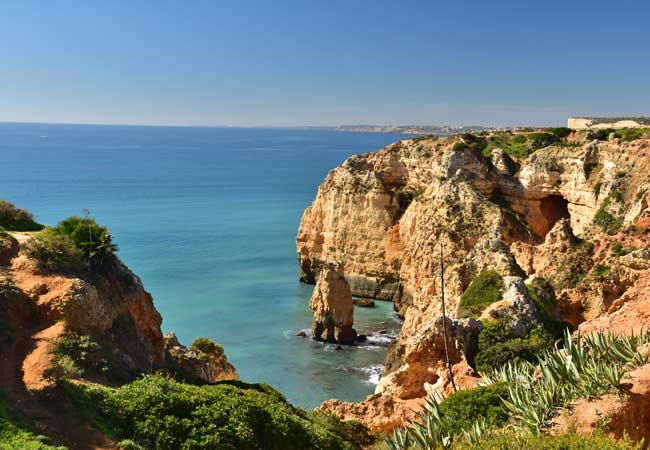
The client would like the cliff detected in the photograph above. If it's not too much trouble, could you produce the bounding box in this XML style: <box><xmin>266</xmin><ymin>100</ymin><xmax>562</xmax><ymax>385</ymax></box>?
<box><xmin>0</xmin><ymin>227</ymin><xmax>238</xmax><ymax>449</ymax></box>
<box><xmin>298</xmin><ymin>128</ymin><xmax>650</xmax><ymax>431</ymax></box>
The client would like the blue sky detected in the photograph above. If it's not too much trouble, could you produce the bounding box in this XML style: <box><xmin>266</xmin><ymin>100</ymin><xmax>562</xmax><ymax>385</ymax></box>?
<box><xmin>1</xmin><ymin>0</ymin><xmax>649</xmax><ymax>127</ymax></box>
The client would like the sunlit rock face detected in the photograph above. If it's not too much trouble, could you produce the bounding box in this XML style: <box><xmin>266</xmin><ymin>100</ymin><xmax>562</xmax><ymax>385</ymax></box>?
<box><xmin>310</xmin><ymin>262</ymin><xmax>357</xmax><ymax>344</ymax></box>
<box><xmin>299</xmin><ymin>130</ymin><xmax>650</xmax><ymax>430</ymax></box>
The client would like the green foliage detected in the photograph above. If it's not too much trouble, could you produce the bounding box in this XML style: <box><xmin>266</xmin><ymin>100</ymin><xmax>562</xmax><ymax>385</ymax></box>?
<box><xmin>384</xmin><ymin>383</ymin><xmax>509</xmax><ymax>450</ymax></box>
<box><xmin>191</xmin><ymin>337</ymin><xmax>224</xmax><ymax>361</ymax></box>
<box><xmin>456</xmin><ymin>430</ymin><xmax>642</xmax><ymax>450</ymax></box>
<box><xmin>0</xmin><ymin>200</ymin><xmax>44</xmax><ymax>232</ymax></box>
<box><xmin>486</xmin><ymin>330</ymin><xmax>650</xmax><ymax>433</ymax></box>
<box><xmin>475</xmin><ymin>319</ymin><xmax>555</xmax><ymax>373</ymax></box>
<box><xmin>527</xmin><ymin>132</ymin><xmax>559</xmax><ymax>149</ymax></box>
<box><xmin>436</xmin><ymin>383</ymin><xmax>510</xmax><ymax>437</ymax></box>
<box><xmin>63</xmin><ymin>375</ymin><xmax>369</xmax><ymax>450</ymax></box>
<box><xmin>50</xmin><ymin>216</ymin><xmax>118</xmax><ymax>269</ymax></box>
<box><xmin>308</xmin><ymin>410</ymin><xmax>375</xmax><ymax>449</ymax></box>
<box><xmin>614</xmin><ymin>128</ymin><xmax>650</xmax><ymax>142</ymax></box>
<box><xmin>594</xmin><ymin>182</ymin><xmax>603</xmax><ymax>197</ymax></box>
<box><xmin>452</xmin><ymin>134</ymin><xmax>488</xmax><ymax>154</ymax></box>
<box><xmin>612</xmin><ymin>242</ymin><xmax>634</xmax><ymax>257</ymax></box>
<box><xmin>458</xmin><ymin>271</ymin><xmax>504</xmax><ymax>318</ymax></box>
<box><xmin>23</xmin><ymin>231</ymin><xmax>84</xmax><ymax>273</ymax></box>
<box><xmin>594</xmin><ymin>196</ymin><xmax>624</xmax><ymax>235</ymax></box>
<box><xmin>594</xmin><ymin>264</ymin><xmax>611</xmax><ymax>277</ymax></box>
<box><xmin>0</xmin><ymin>390</ymin><xmax>65</xmax><ymax>450</ymax></box>
<box><xmin>548</xmin><ymin>127</ymin><xmax>572</xmax><ymax>139</ymax></box>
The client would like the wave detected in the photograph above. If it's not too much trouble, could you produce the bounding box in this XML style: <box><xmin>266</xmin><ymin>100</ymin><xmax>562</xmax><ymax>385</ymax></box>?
<box><xmin>338</xmin><ymin>364</ymin><xmax>385</xmax><ymax>385</ymax></box>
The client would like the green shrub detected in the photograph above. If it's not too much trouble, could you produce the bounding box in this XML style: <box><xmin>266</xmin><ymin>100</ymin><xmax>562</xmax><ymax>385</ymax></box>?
<box><xmin>457</xmin><ymin>430</ymin><xmax>642</xmax><ymax>450</ymax></box>
<box><xmin>594</xmin><ymin>264</ymin><xmax>611</xmax><ymax>277</ymax></box>
<box><xmin>0</xmin><ymin>200</ymin><xmax>44</xmax><ymax>232</ymax></box>
<box><xmin>527</xmin><ymin>132</ymin><xmax>559</xmax><ymax>149</ymax></box>
<box><xmin>49</xmin><ymin>216</ymin><xmax>118</xmax><ymax>270</ymax></box>
<box><xmin>453</xmin><ymin>134</ymin><xmax>488</xmax><ymax>154</ymax></box>
<box><xmin>614</xmin><ymin>128</ymin><xmax>649</xmax><ymax>142</ymax></box>
<box><xmin>436</xmin><ymin>383</ymin><xmax>510</xmax><ymax>437</ymax></box>
<box><xmin>526</xmin><ymin>278</ymin><xmax>570</xmax><ymax>339</ymax></box>
<box><xmin>23</xmin><ymin>231</ymin><xmax>84</xmax><ymax>273</ymax></box>
<box><xmin>548</xmin><ymin>127</ymin><xmax>572</xmax><ymax>139</ymax></box>
<box><xmin>63</xmin><ymin>375</ymin><xmax>368</xmax><ymax>450</ymax></box>
<box><xmin>458</xmin><ymin>271</ymin><xmax>504</xmax><ymax>318</ymax></box>
<box><xmin>191</xmin><ymin>337</ymin><xmax>225</xmax><ymax>361</ymax></box>
<box><xmin>475</xmin><ymin>319</ymin><xmax>555</xmax><ymax>373</ymax></box>
<box><xmin>594</xmin><ymin>196</ymin><xmax>624</xmax><ymax>235</ymax></box>
<box><xmin>0</xmin><ymin>390</ymin><xmax>65</xmax><ymax>449</ymax></box>
<box><xmin>611</xmin><ymin>242</ymin><xmax>633</xmax><ymax>257</ymax></box>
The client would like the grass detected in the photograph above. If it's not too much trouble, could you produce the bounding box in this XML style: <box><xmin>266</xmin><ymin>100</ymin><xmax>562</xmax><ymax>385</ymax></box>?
<box><xmin>62</xmin><ymin>375</ymin><xmax>373</xmax><ymax>450</ymax></box>
<box><xmin>458</xmin><ymin>271</ymin><xmax>504</xmax><ymax>318</ymax></box>
<box><xmin>0</xmin><ymin>390</ymin><xmax>65</xmax><ymax>450</ymax></box>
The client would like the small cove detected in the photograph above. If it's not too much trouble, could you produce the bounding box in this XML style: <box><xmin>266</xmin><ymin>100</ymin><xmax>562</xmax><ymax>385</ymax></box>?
<box><xmin>1</xmin><ymin>122</ymin><xmax>407</xmax><ymax>408</ymax></box>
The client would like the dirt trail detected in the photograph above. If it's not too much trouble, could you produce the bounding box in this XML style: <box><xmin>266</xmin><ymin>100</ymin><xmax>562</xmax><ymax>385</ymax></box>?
<box><xmin>0</xmin><ymin>239</ymin><xmax>116</xmax><ymax>450</ymax></box>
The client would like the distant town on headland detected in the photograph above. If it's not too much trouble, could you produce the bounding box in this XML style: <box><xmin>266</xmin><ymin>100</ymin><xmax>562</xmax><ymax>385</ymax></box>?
<box><xmin>335</xmin><ymin>117</ymin><xmax>650</xmax><ymax>135</ymax></box>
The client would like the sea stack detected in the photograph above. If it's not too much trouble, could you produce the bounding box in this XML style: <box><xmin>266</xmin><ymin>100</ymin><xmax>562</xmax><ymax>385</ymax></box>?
<box><xmin>309</xmin><ymin>262</ymin><xmax>357</xmax><ymax>344</ymax></box>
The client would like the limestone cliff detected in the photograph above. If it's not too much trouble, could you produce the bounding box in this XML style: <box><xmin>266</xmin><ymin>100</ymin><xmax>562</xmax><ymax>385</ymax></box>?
<box><xmin>298</xmin><ymin>129</ymin><xmax>650</xmax><ymax>430</ymax></box>
<box><xmin>309</xmin><ymin>263</ymin><xmax>357</xmax><ymax>344</ymax></box>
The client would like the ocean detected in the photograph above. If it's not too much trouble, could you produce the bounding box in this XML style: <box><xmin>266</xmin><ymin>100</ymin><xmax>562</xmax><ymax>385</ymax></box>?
<box><xmin>1</xmin><ymin>122</ymin><xmax>406</xmax><ymax>408</ymax></box>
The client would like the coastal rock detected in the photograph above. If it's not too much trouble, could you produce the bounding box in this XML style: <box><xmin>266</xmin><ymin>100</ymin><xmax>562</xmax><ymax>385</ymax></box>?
<box><xmin>164</xmin><ymin>333</ymin><xmax>239</xmax><ymax>383</ymax></box>
<box><xmin>353</xmin><ymin>298</ymin><xmax>375</xmax><ymax>307</ymax></box>
<box><xmin>310</xmin><ymin>263</ymin><xmax>357</xmax><ymax>344</ymax></box>
<box><xmin>300</xmin><ymin>131</ymin><xmax>650</xmax><ymax>431</ymax></box>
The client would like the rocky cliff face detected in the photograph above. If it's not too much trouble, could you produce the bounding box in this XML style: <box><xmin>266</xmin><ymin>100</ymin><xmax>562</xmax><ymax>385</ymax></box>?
<box><xmin>0</xmin><ymin>234</ymin><xmax>238</xmax><ymax>394</ymax></box>
<box><xmin>298</xmin><ymin>130</ymin><xmax>650</xmax><ymax>430</ymax></box>
<box><xmin>310</xmin><ymin>263</ymin><xmax>357</xmax><ymax>344</ymax></box>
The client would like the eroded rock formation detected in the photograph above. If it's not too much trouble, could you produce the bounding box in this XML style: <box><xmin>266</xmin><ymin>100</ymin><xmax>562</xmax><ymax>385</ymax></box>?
<box><xmin>310</xmin><ymin>263</ymin><xmax>357</xmax><ymax>344</ymax></box>
<box><xmin>298</xmin><ymin>130</ymin><xmax>650</xmax><ymax>431</ymax></box>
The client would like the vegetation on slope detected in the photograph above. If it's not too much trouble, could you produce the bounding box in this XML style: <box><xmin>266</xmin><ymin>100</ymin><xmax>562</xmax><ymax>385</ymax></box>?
<box><xmin>24</xmin><ymin>215</ymin><xmax>118</xmax><ymax>273</ymax></box>
<box><xmin>0</xmin><ymin>200</ymin><xmax>44</xmax><ymax>232</ymax></box>
<box><xmin>0</xmin><ymin>390</ymin><xmax>65</xmax><ymax>450</ymax></box>
<box><xmin>383</xmin><ymin>331</ymin><xmax>650</xmax><ymax>449</ymax></box>
<box><xmin>63</xmin><ymin>375</ymin><xmax>373</xmax><ymax>450</ymax></box>
<box><xmin>458</xmin><ymin>271</ymin><xmax>504</xmax><ymax>318</ymax></box>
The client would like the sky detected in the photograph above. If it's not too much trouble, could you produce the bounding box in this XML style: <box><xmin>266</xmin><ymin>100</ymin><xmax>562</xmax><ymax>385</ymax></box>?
<box><xmin>1</xmin><ymin>0</ymin><xmax>649</xmax><ymax>127</ymax></box>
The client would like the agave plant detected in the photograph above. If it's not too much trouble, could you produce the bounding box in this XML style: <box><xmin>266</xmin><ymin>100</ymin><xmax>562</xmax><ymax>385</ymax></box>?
<box><xmin>382</xmin><ymin>330</ymin><xmax>650</xmax><ymax>449</ymax></box>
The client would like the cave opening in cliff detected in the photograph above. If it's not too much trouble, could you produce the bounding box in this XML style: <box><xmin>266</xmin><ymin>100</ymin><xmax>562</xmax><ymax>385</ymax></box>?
<box><xmin>539</xmin><ymin>195</ymin><xmax>570</xmax><ymax>236</ymax></box>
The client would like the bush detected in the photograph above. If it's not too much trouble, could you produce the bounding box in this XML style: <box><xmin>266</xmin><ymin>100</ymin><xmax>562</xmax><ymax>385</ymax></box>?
<box><xmin>548</xmin><ymin>127</ymin><xmax>572</xmax><ymax>139</ymax></box>
<box><xmin>49</xmin><ymin>216</ymin><xmax>118</xmax><ymax>270</ymax></box>
<box><xmin>614</xmin><ymin>128</ymin><xmax>648</xmax><ymax>142</ymax></box>
<box><xmin>457</xmin><ymin>431</ymin><xmax>642</xmax><ymax>450</ymax></box>
<box><xmin>436</xmin><ymin>383</ymin><xmax>510</xmax><ymax>437</ymax></box>
<box><xmin>458</xmin><ymin>271</ymin><xmax>504</xmax><ymax>318</ymax></box>
<box><xmin>23</xmin><ymin>231</ymin><xmax>84</xmax><ymax>273</ymax></box>
<box><xmin>528</xmin><ymin>132</ymin><xmax>559</xmax><ymax>149</ymax></box>
<box><xmin>191</xmin><ymin>337</ymin><xmax>224</xmax><ymax>360</ymax></box>
<box><xmin>63</xmin><ymin>375</ymin><xmax>369</xmax><ymax>450</ymax></box>
<box><xmin>475</xmin><ymin>318</ymin><xmax>555</xmax><ymax>373</ymax></box>
<box><xmin>0</xmin><ymin>200</ymin><xmax>44</xmax><ymax>232</ymax></box>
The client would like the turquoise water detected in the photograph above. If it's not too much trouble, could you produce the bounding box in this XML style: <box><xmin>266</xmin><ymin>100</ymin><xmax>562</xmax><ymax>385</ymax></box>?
<box><xmin>1</xmin><ymin>122</ymin><xmax>405</xmax><ymax>408</ymax></box>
